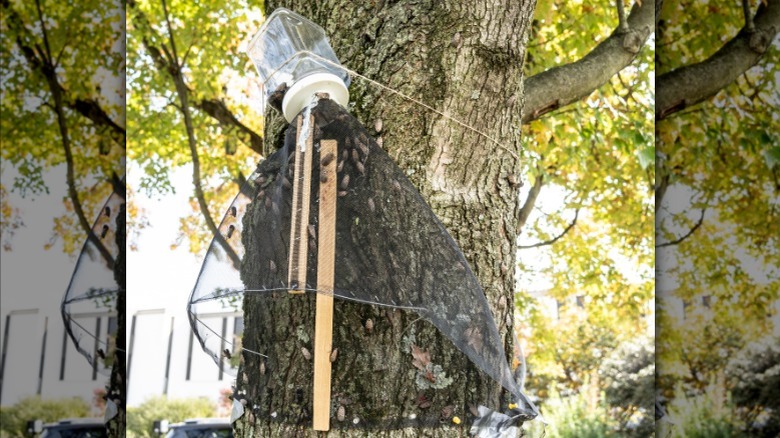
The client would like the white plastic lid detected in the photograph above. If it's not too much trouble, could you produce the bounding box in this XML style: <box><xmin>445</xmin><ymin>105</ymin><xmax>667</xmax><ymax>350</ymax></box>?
<box><xmin>281</xmin><ymin>73</ymin><xmax>349</xmax><ymax>122</ymax></box>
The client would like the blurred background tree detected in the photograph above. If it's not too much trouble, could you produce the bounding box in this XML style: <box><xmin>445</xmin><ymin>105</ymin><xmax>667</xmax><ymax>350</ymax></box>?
<box><xmin>655</xmin><ymin>0</ymin><xmax>779</xmax><ymax>436</ymax></box>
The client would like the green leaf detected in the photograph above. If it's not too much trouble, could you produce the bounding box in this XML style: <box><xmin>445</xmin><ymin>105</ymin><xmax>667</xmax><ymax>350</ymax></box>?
<box><xmin>763</xmin><ymin>147</ymin><xmax>780</xmax><ymax>169</ymax></box>
<box><xmin>636</xmin><ymin>146</ymin><xmax>655</xmax><ymax>170</ymax></box>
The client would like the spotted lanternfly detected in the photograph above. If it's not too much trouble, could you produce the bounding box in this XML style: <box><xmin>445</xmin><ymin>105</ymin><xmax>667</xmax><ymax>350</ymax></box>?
<box><xmin>342</xmin><ymin>149</ymin><xmax>348</xmax><ymax>161</ymax></box>
<box><xmin>337</xmin><ymin>160</ymin><xmax>345</xmax><ymax>172</ymax></box>
<box><xmin>330</xmin><ymin>348</ymin><xmax>338</xmax><ymax>363</ymax></box>
<box><xmin>338</xmin><ymin>191</ymin><xmax>348</xmax><ymax>197</ymax></box>
<box><xmin>255</xmin><ymin>175</ymin><xmax>268</xmax><ymax>185</ymax></box>
<box><xmin>301</xmin><ymin>347</ymin><xmax>312</xmax><ymax>360</ymax></box>
<box><xmin>282</xmin><ymin>177</ymin><xmax>292</xmax><ymax>189</ymax></box>
<box><xmin>101</xmin><ymin>225</ymin><xmax>109</xmax><ymax>238</ymax></box>
<box><xmin>268</xmin><ymin>82</ymin><xmax>288</xmax><ymax>112</ymax></box>
<box><xmin>337</xmin><ymin>405</ymin><xmax>346</xmax><ymax>422</ymax></box>
<box><xmin>356</xmin><ymin>139</ymin><xmax>369</xmax><ymax>156</ymax></box>
<box><xmin>264</xmin><ymin>196</ymin><xmax>272</xmax><ymax>209</ymax></box>
<box><xmin>364</xmin><ymin>318</ymin><xmax>374</xmax><ymax>332</ymax></box>
<box><xmin>229</xmin><ymin>206</ymin><xmax>237</xmax><ymax>217</ymax></box>
<box><xmin>257</xmin><ymin>189</ymin><xmax>265</xmax><ymax>200</ymax></box>
<box><xmin>321</xmin><ymin>152</ymin><xmax>335</xmax><ymax>166</ymax></box>
<box><xmin>374</xmin><ymin>118</ymin><xmax>383</xmax><ymax>134</ymax></box>
<box><xmin>376</xmin><ymin>137</ymin><xmax>383</xmax><ymax>148</ymax></box>
<box><xmin>222</xmin><ymin>349</ymin><xmax>232</xmax><ymax>359</ymax></box>
<box><xmin>309</xmin><ymin>238</ymin><xmax>317</xmax><ymax>252</ymax></box>
<box><xmin>351</xmin><ymin>149</ymin><xmax>360</xmax><ymax>163</ymax></box>
<box><xmin>259</xmin><ymin>360</ymin><xmax>266</xmax><ymax>375</ymax></box>
<box><xmin>355</xmin><ymin>161</ymin><xmax>365</xmax><ymax>175</ymax></box>
<box><xmin>104</xmin><ymin>206</ymin><xmax>111</xmax><ymax>217</ymax></box>
<box><xmin>227</xmin><ymin>225</ymin><xmax>235</xmax><ymax>238</ymax></box>
<box><xmin>340</xmin><ymin>174</ymin><xmax>350</xmax><ymax>190</ymax></box>
<box><xmin>308</xmin><ymin>224</ymin><xmax>316</xmax><ymax>239</ymax></box>
<box><xmin>367</xmin><ymin>198</ymin><xmax>375</xmax><ymax>213</ymax></box>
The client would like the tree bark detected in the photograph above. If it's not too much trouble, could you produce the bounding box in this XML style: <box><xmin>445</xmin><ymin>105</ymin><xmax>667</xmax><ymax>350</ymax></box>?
<box><xmin>107</xmin><ymin>203</ymin><xmax>126</xmax><ymax>438</ymax></box>
<box><xmin>236</xmin><ymin>1</ymin><xmax>535</xmax><ymax>436</ymax></box>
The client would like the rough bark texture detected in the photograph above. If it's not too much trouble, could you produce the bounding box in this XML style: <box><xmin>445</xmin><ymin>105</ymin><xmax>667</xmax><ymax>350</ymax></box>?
<box><xmin>236</xmin><ymin>1</ymin><xmax>534</xmax><ymax>436</ymax></box>
<box><xmin>107</xmin><ymin>203</ymin><xmax>126</xmax><ymax>437</ymax></box>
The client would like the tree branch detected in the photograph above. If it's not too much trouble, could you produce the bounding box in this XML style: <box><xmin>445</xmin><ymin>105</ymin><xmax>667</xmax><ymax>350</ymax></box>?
<box><xmin>743</xmin><ymin>0</ymin><xmax>755</xmax><ymax>32</ymax></box>
<box><xmin>4</xmin><ymin>1</ymin><xmax>126</xmax><ymax>145</ymax></box>
<box><xmin>656</xmin><ymin>0</ymin><xmax>780</xmax><ymax>120</ymax></box>
<box><xmin>616</xmin><ymin>0</ymin><xmax>629</xmax><ymax>33</ymax></box>
<box><xmin>194</xmin><ymin>99</ymin><xmax>263</xmax><ymax>154</ymax></box>
<box><xmin>656</xmin><ymin>208</ymin><xmax>706</xmax><ymax>248</ymax></box>
<box><xmin>517</xmin><ymin>174</ymin><xmax>544</xmax><ymax>230</ymax></box>
<box><xmin>22</xmin><ymin>0</ymin><xmax>115</xmax><ymax>267</ymax></box>
<box><xmin>522</xmin><ymin>0</ymin><xmax>654</xmax><ymax>123</ymax></box>
<box><xmin>518</xmin><ymin>209</ymin><xmax>580</xmax><ymax>249</ymax></box>
<box><xmin>131</xmin><ymin>0</ymin><xmax>240</xmax><ymax>269</ymax></box>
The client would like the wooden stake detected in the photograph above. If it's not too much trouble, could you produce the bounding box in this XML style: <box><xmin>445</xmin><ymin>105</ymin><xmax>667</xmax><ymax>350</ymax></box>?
<box><xmin>313</xmin><ymin>139</ymin><xmax>337</xmax><ymax>431</ymax></box>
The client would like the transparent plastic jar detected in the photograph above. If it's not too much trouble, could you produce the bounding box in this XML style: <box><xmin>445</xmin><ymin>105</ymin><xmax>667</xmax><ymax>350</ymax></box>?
<box><xmin>246</xmin><ymin>8</ymin><xmax>350</xmax><ymax>122</ymax></box>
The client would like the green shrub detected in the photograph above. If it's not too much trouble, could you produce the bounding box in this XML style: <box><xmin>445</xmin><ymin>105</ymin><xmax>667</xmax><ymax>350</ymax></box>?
<box><xmin>126</xmin><ymin>396</ymin><xmax>217</xmax><ymax>437</ymax></box>
<box><xmin>599</xmin><ymin>337</ymin><xmax>654</xmax><ymax>436</ymax></box>
<box><xmin>0</xmin><ymin>396</ymin><xmax>91</xmax><ymax>438</ymax></box>
<box><xmin>524</xmin><ymin>389</ymin><xmax>617</xmax><ymax>438</ymax></box>
<box><xmin>725</xmin><ymin>335</ymin><xmax>780</xmax><ymax>438</ymax></box>
<box><xmin>665</xmin><ymin>394</ymin><xmax>742</xmax><ymax>438</ymax></box>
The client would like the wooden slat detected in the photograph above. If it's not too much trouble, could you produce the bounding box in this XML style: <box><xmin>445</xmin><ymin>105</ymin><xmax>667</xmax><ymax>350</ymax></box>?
<box><xmin>312</xmin><ymin>139</ymin><xmax>337</xmax><ymax>431</ymax></box>
<box><xmin>288</xmin><ymin>114</ymin><xmax>315</xmax><ymax>294</ymax></box>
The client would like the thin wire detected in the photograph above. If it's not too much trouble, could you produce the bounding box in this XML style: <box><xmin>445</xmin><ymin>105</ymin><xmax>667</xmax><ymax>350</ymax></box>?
<box><xmin>194</xmin><ymin>316</ymin><xmax>269</xmax><ymax>358</ymax></box>
<box><xmin>68</xmin><ymin>317</ymin><xmax>126</xmax><ymax>353</ymax></box>
<box><xmin>260</xmin><ymin>51</ymin><xmax>521</xmax><ymax>161</ymax></box>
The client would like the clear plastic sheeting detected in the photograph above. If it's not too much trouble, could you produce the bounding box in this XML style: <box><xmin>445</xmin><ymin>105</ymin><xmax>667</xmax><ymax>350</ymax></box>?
<box><xmin>61</xmin><ymin>189</ymin><xmax>124</xmax><ymax>374</ymax></box>
<box><xmin>187</xmin><ymin>97</ymin><xmax>538</xmax><ymax>421</ymax></box>
<box><xmin>469</xmin><ymin>406</ymin><xmax>521</xmax><ymax>438</ymax></box>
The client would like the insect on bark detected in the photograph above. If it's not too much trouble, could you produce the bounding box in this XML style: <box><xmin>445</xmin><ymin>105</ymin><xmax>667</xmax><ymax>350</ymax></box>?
<box><xmin>321</xmin><ymin>152</ymin><xmax>335</xmax><ymax>166</ymax></box>
<box><xmin>301</xmin><ymin>347</ymin><xmax>312</xmax><ymax>360</ymax></box>
<box><xmin>330</xmin><ymin>348</ymin><xmax>338</xmax><ymax>363</ymax></box>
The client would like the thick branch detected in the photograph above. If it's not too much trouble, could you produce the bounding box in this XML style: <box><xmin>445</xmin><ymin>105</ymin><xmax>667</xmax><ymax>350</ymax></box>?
<box><xmin>656</xmin><ymin>0</ymin><xmax>780</xmax><ymax>119</ymax></box>
<box><xmin>4</xmin><ymin>0</ymin><xmax>114</xmax><ymax>265</ymax></box>
<box><xmin>143</xmin><ymin>0</ymin><xmax>240</xmax><ymax>269</ymax></box>
<box><xmin>3</xmin><ymin>1</ymin><xmax>126</xmax><ymax>145</ymax></box>
<box><xmin>129</xmin><ymin>0</ymin><xmax>262</xmax><ymax>154</ymax></box>
<box><xmin>194</xmin><ymin>99</ymin><xmax>263</xmax><ymax>154</ymax></box>
<box><xmin>522</xmin><ymin>0</ymin><xmax>654</xmax><ymax>123</ymax></box>
<box><xmin>25</xmin><ymin>1</ymin><xmax>115</xmax><ymax>266</ymax></box>
<box><xmin>656</xmin><ymin>208</ymin><xmax>706</xmax><ymax>248</ymax></box>
<box><xmin>518</xmin><ymin>208</ymin><xmax>580</xmax><ymax>249</ymax></box>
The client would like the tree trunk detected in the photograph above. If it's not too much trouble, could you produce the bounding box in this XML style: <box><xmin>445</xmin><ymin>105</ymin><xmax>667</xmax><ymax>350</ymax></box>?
<box><xmin>236</xmin><ymin>1</ymin><xmax>535</xmax><ymax>436</ymax></box>
<box><xmin>107</xmin><ymin>203</ymin><xmax>126</xmax><ymax>438</ymax></box>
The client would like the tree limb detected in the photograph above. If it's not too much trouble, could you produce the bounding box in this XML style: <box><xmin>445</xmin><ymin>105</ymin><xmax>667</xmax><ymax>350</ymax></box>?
<box><xmin>518</xmin><ymin>208</ymin><xmax>580</xmax><ymax>249</ymax></box>
<box><xmin>25</xmin><ymin>0</ymin><xmax>115</xmax><ymax>267</ymax></box>
<box><xmin>656</xmin><ymin>0</ymin><xmax>780</xmax><ymax>120</ymax></box>
<box><xmin>128</xmin><ymin>0</ymin><xmax>262</xmax><ymax>155</ymax></box>
<box><xmin>3</xmin><ymin>1</ymin><xmax>126</xmax><ymax>145</ymax></box>
<box><xmin>517</xmin><ymin>174</ymin><xmax>544</xmax><ymax>230</ymax></box>
<box><xmin>136</xmin><ymin>0</ymin><xmax>240</xmax><ymax>269</ymax></box>
<box><xmin>522</xmin><ymin>0</ymin><xmax>654</xmax><ymax>123</ymax></box>
<box><xmin>656</xmin><ymin>208</ymin><xmax>706</xmax><ymax>248</ymax></box>
<box><xmin>194</xmin><ymin>99</ymin><xmax>264</xmax><ymax>154</ymax></box>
